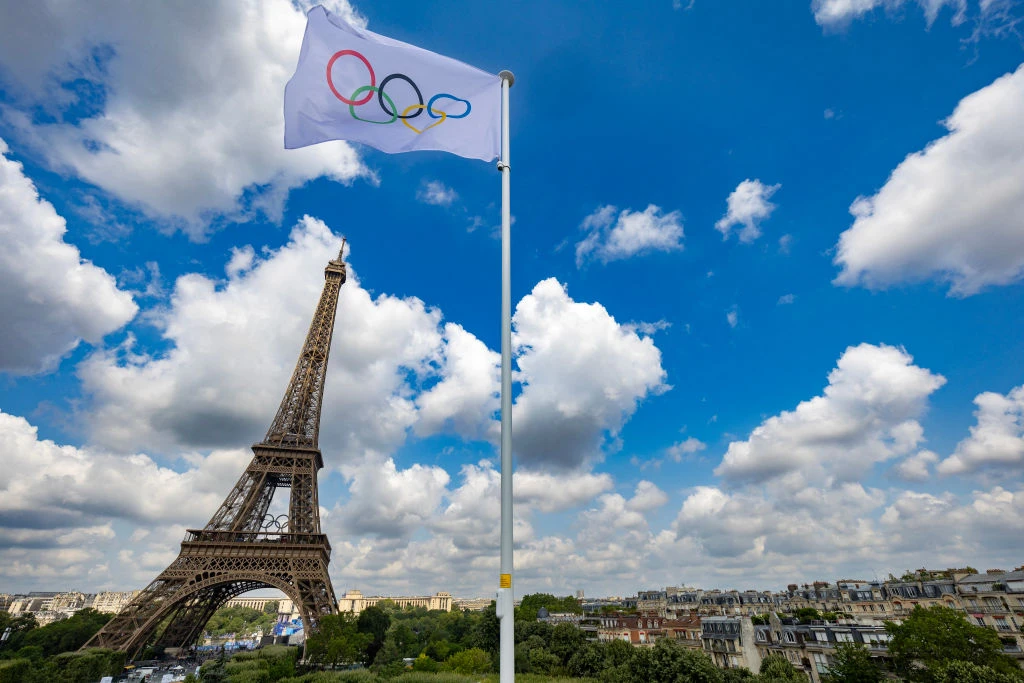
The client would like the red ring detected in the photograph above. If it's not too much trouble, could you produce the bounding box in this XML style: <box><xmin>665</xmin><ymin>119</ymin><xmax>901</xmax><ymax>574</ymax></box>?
<box><xmin>326</xmin><ymin>50</ymin><xmax>375</xmax><ymax>105</ymax></box>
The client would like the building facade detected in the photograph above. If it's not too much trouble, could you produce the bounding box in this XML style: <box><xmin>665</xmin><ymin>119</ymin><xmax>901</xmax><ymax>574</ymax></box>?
<box><xmin>337</xmin><ymin>589</ymin><xmax>453</xmax><ymax>614</ymax></box>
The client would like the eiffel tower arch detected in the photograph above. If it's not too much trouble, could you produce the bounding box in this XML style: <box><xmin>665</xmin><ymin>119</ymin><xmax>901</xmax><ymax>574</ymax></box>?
<box><xmin>84</xmin><ymin>243</ymin><xmax>349</xmax><ymax>658</ymax></box>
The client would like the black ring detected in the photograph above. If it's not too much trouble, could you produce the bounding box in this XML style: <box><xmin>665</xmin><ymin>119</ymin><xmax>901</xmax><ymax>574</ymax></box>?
<box><xmin>377</xmin><ymin>73</ymin><xmax>424</xmax><ymax>119</ymax></box>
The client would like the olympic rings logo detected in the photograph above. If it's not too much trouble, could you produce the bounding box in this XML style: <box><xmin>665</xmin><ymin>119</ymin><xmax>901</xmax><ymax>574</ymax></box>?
<box><xmin>326</xmin><ymin>49</ymin><xmax>471</xmax><ymax>135</ymax></box>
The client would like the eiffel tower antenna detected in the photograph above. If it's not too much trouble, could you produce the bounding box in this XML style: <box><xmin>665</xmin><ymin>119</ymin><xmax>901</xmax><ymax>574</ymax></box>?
<box><xmin>85</xmin><ymin>240</ymin><xmax>348</xmax><ymax>658</ymax></box>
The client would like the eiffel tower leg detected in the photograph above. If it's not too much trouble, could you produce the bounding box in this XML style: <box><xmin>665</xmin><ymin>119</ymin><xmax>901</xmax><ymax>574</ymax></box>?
<box><xmin>154</xmin><ymin>584</ymin><xmax>236</xmax><ymax>651</ymax></box>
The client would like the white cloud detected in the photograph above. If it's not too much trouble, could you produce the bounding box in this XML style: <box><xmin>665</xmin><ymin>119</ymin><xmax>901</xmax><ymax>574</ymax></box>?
<box><xmin>0</xmin><ymin>408</ymin><xmax>253</xmax><ymax>590</ymax></box>
<box><xmin>334</xmin><ymin>456</ymin><xmax>450</xmax><ymax>538</ymax></box>
<box><xmin>415</xmin><ymin>323</ymin><xmax>500</xmax><ymax>440</ymax></box>
<box><xmin>516</xmin><ymin>469</ymin><xmax>614</xmax><ymax>513</ymax></box>
<box><xmin>417</xmin><ymin>180</ymin><xmax>459</xmax><ymax>207</ymax></box>
<box><xmin>715</xmin><ymin>179</ymin><xmax>781</xmax><ymax>243</ymax></box>
<box><xmin>778</xmin><ymin>233</ymin><xmax>794</xmax><ymax>254</ymax></box>
<box><xmin>716</xmin><ymin>343</ymin><xmax>946</xmax><ymax>486</ymax></box>
<box><xmin>834</xmin><ymin>65</ymin><xmax>1024</xmax><ymax>296</ymax></box>
<box><xmin>938</xmin><ymin>385</ymin><xmax>1024</xmax><ymax>475</ymax></box>
<box><xmin>894</xmin><ymin>449</ymin><xmax>939</xmax><ymax>481</ymax></box>
<box><xmin>726</xmin><ymin>306</ymin><xmax>739</xmax><ymax>328</ymax></box>
<box><xmin>777</xmin><ymin>294</ymin><xmax>796</xmax><ymax>305</ymax></box>
<box><xmin>0</xmin><ymin>138</ymin><xmax>136</xmax><ymax>374</ymax></box>
<box><xmin>812</xmin><ymin>0</ymin><xmax>967</xmax><ymax>28</ymax></box>
<box><xmin>575</xmin><ymin>204</ymin><xmax>684</xmax><ymax>266</ymax></box>
<box><xmin>511</xmin><ymin>278</ymin><xmax>668</xmax><ymax>470</ymax></box>
<box><xmin>0</xmin><ymin>1</ymin><xmax>365</xmax><ymax>237</ymax></box>
<box><xmin>78</xmin><ymin>216</ymin><xmax>444</xmax><ymax>460</ymax></box>
<box><xmin>667</xmin><ymin>436</ymin><xmax>707</xmax><ymax>462</ymax></box>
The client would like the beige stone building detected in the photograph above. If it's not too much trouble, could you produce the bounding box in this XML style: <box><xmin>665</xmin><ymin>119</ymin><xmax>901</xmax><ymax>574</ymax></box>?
<box><xmin>91</xmin><ymin>591</ymin><xmax>141</xmax><ymax>614</ymax></box>
<box><xmin>337</xmin><ymin>589</ymin><xmax>453</xmax><ymax>614</ymax></box>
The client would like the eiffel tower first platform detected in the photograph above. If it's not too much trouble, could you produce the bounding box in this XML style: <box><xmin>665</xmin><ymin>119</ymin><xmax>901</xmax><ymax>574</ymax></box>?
<box><xmin>85</xmin><ymin>243</ymin><xmax>349</xmax><ymax>658</ymax></box>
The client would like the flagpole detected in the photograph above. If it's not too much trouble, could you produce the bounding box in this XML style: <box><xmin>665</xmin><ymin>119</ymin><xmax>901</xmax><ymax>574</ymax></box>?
<box><xmin>496</xmin><ymin>68</ymin><xmax>515</xmax><ymax>683</ymax></box>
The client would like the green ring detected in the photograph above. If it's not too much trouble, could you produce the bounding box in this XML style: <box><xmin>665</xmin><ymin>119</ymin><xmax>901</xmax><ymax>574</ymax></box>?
<box><xmin>349</xmin><ymin>86</ymin><xmax>397</xmax><ymax>124</ymax></box>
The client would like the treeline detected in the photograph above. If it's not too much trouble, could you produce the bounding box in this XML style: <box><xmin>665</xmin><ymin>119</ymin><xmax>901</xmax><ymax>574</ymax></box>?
<box><xmin>0</xmin><ymin>609</ymin><xmax>125</xmax><ymax>683</ymax></box>
<box><xmin>206</xmin><ymin>603</ymin><xmax>281</xmax><ymax>638</ymax></box>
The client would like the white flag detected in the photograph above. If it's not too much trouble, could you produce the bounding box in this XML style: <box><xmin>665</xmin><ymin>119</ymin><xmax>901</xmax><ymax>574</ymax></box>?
<box><xmin>285</xmin><ymin>6</ymin><xmax>501</xmax><ymax>162</ymax></box>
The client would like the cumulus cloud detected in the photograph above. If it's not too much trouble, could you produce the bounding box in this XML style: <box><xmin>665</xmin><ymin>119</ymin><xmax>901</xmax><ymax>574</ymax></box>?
<box><xmin>511</xmin><ymin>278</ymin><xmax>668</xmax><ymax>470</ymax></box>
<box><xmin>0</xmin><ymin>1</ymin><xmax>365</xmax><ymax>237</ymax></box>
<box><xmin>415</xmin><ymin>323</ymin><xmax>500</xmax><ymax>440</ymax></box>
<box><xmin>417</xmin><ymin>180</ymin><xmax>458</xmax><ymax>207</ymax></box>
<box><xmin>834</xmin><ymin>65</ymin><xmax>1024</xmax><ymax>296</ymax></box>
<box><xmin>715</xmin><ymin>179</ymin><xmax>781</xmax><ymax>243</ymax></box>
<box><xmin>938</xmin><ymin>385</ymin><xmax>1024</xmax><ymax>475</ymax></box>
<box><xmin>0</xmin><ymin>139</ymin><xmax>136</xmax><ymax>374</ymax></box>
<box><xmin>716</xmin><ymin>343</ymin><xmax>946</xmax><ymax>486</ymax></box>
<box><xmin>0</xmin><ymin>408</ymin><xmax>251</xmax><ymax>590</ymax></box>
<box><xmin>575</xmin><ymin>204</ymin><xmax>684</xmax><ymax>266</ymax></box>
<box><xmin>894</xmin><ymin>449</ymin><xmax>939</xmax><ymax>481</ymax></box>
<box><xmin>78</xmin><ymin>216</ymin><xmax>444</xmax><ymax>459</ymax></box>
<box><xmin>667</xmin><ymin>437</ymin><xmax>707</xmax><ymax>462</ymax></box>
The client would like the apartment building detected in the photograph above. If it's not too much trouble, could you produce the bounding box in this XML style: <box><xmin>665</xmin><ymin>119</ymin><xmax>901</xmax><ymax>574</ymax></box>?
<box><xmin>701</xmin><ymin>616</ymin><xmax>762</xmax><ymax>672</ymax></box>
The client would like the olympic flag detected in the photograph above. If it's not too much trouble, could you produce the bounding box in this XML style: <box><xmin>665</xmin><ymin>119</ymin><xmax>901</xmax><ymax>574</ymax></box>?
<box><xmin>284</xmin><ymin>5</ymin><xmax>501</xmax><ymax>162</ymax></box>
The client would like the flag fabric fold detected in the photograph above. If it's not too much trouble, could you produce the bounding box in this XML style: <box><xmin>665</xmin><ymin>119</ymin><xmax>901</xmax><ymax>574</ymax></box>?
<box><xmin>285</xmin><ymin>5</ymin><xmax>501</xmax><ymax>162</ymax></box>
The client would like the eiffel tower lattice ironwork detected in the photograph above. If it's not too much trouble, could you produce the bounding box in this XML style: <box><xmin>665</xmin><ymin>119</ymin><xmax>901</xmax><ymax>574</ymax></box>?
<box><xmin>85</xmin><ymin>243</ymin><xmax>349</xmax><ymax>658</ymax></box>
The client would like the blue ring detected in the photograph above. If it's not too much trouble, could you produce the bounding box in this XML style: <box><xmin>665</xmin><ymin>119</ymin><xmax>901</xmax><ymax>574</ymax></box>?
<box><xmin>427</xmin><ymin>93</ymin><xmax>472</xmax><ymax>119</ymax></box>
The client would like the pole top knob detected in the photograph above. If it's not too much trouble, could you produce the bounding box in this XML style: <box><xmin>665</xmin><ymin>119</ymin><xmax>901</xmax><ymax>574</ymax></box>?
<box><xmin>499</xmin><ymin>70</ymin><xmax>515</xmax><ymax>86</ymax></box>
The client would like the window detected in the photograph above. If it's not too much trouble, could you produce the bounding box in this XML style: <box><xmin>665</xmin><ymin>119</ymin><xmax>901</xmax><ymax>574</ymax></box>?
<box><xmin>784</xmin><ymin>631</ymin><xmax>795</xmax><ymax>643</ymax></box>
<box><xmin>813</xmin><ymin>652</ymin><xmax>831</xmax><ymax>673</ymax></box>
<box><xmin>814</xmin><ymin>631</ymin><xmax>828</xmax><ymax>642</ymax></box>
<box><xmin>836</xmin><ymin>632</ymin><xmax>854</xmax><ymax>643</ymax></box>
<box><xmin>756</xmin><ymin>631</ymin><xmax>766</xmax><ymax>642</ymax></box>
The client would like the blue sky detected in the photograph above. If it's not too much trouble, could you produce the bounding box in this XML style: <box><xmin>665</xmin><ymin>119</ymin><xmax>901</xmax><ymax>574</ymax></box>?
<box><xmin>0</xmin><ymin>0</ymin><xmax>1023</xmax><ymax>599</ymax></box>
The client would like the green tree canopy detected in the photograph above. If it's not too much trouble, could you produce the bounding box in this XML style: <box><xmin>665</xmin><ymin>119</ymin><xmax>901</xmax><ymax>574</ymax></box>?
<box><xmin>758</xmin><ymin>654</ymin><xmax>805</xmax><ymax>681</ymax></box>
<box><xmin>303</xmin><ymin>613</ymin><xmax>371</xmax><ymax>667</ymax></box>
<box><xmin>822</xmin><ymin>642</ymin><xmax>883</xmax><ymax>683</ymax></box>
<box><xmin>886</xmin><ymin>605</ymin><xmax>1022</xmax><ymax>681</ymax></box>
<box><xmin>355</xmin><ymin>606</ymin><xmax>390</xmax><ymax>665</ymax></box>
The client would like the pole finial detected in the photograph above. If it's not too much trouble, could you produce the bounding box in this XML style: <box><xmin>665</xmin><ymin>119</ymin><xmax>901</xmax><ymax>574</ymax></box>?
<box><xmin>499</xmin><ymin>70</ymin><xmax>515</xmax><ymax>87</ymax></box>
<box><xmin>336</xmin><ymin>236</ymin><xmax>347</xmax><ymax>262</ymax></box>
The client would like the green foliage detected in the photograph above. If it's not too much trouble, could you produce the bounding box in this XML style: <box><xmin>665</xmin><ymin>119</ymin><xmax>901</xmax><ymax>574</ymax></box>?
<box><xmin>757</xmin><ymin>654</ymin><xmax>804</xmax><ymax>681</ymax></box>
<box><xmin>931</xmin><ymin>660</ymin><xmax>1024</xmax><ymax>683</ymax></box>
<box><xmin>470</xmin><ymin>604</ymin><xmax>500</xmax><ymax>654</ymax></box>
<box><xmin>751</xmin><ymin>614</ymin><xmax>770</xmax><ymax>625</ymax></box>
<box><xmin>724</xmin><ymin>669</ymin><xmax>756</xmax><ymax>682</ymax></box>
<box><xmin>264</xmin><ymin>601</ymin><xmax>281</xmax><ymax>615</ymax></box>
<box><xmin>356</xmin><ymin>606</ymin><xmax>390</xmax><ymax>665</ymax></box>
<box><xmin>0</xmin><ymin>659</ymin><xmax>31</xmax><ymax>683</ymax></box>
<box><xmin>793</xmin><ymin>607</ymin><xmax>822</xmax><ymax>623</ymax></box>
<box><xmin>821</xmin><ymin>642</ymin><xmax>883</xmax><ymax>683</ymax></box>
<box><xmin>886</xmin><ymin>605</ymin><xmax>1022</xmax><ymax>682</ymax></box>
<box><xmin>517</xmin><ymin>593</ymin><xmax>584</xmax><ymax>621</ymax></box>
<box><xmin>14</xmin><ymin>608</ymin><xmax>111</xmax><ymax>657</ymax></box>
<box><xmin>305</xmin><ymin>613</ymin><xmax>371</xmax><ymax>667</ymax></box>
<box><xmin>0</xmin><ymin>612</ymin><xmax>38</xmax><ymax>653</ymax></box>
<box><xmin>595</xmin><ymin>639</ymin><xmax>723</xmax><ymax>683</ymax></box>
<box><xmin>413</xmin><ymin>653</ymin><xmax>439</xmax><ymax>672</ymax></box>
<box><xmin>444</xmin><ymin>647</ymin><xmax>492</xmax><ymax>674</ymax></box>
<box><xmin>566</xmin><ymin>643</ymin><xmax>603</xmax><ymax>678</ymax></box>
<box><xmin>206</xmin><ymin>605</ymin><xmax>280</xmax><ymax>638</ymax></box>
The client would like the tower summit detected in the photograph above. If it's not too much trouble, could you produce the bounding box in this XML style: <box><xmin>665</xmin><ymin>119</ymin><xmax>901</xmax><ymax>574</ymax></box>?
<box><xmin>85</xmin><ymin>241</ymin><xmax>348</xmax><ymax>658</ymax></box>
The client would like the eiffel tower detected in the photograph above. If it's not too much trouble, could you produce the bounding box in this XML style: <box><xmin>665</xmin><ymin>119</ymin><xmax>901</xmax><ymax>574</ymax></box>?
<box><xmin>85</xmin><ymin>242</ymin><xmax>348</xmax><ymax>658</ymax></box>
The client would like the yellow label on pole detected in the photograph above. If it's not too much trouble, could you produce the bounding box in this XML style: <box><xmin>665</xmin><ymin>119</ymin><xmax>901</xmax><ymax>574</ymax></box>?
<box><xmin>499</xmin><ymin>573</ymin><xmax>512</xmax><ymax>588</ymax></box>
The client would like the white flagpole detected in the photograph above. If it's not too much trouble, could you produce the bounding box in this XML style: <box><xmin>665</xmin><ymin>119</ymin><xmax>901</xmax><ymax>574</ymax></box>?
<box><xmin>496</xmin><ymin>68</ymin><xmax>515</xmax><ymax>683</ymax></box>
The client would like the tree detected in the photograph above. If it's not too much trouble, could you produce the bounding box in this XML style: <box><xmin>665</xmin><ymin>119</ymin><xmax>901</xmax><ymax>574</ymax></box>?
<box><xmin>757</xmin><ymin>654</ymin><xmax>805</xmax><ymax>681</ymax></box>
<box><xmin>886</xmin><ymin>605</ymin><xmax>1021</xmax><ymax>681</ymax></box>
<box><xmin>445</xmin><ymin>647</ymin><xmax>492</xmax><ymax>674</ymax></box>
<box><xmin>355</xmin><ymin>605</ymin><xmax>390</xmax><ymax>665</ymax></box>
<box><xmin>20</xmin><ymin>609</ymin><xmax>111</xmax><ymax>657</ymax></box>
<box><xmin>470</xmin><ymin>603</ymin><xmax>500</xmax><ymax>654</ymax></box>
<box><xmin>549</xmin><ymin>622</ymin><xmax>586</xmax><ymax>665</ymax></box>
<box><xmin>0</xmin><ymin>612</ymin><xmax>38</xmax><ymax>653</ymax></box>
<box><xmin>567</xmin><ymin>643</ymin><xmax>604</xmax><ymax>678</ymax></box>
<box><xmin>724</xmin><ymin>668</ymin><xmax>756</xmax><ymax>682</ymax></box>
<box><xmin>261</xmin><ymin>601</ymin><xmax>279</xmax><ymax>615</ymax></box>
<box><xmin>303</xmin><ymin>613</ymin><xmax>370</xmax><ymax>667</ymax></box>
<box><xmin>822</xmin><ymin>642</ymin><xmax>883</xmax><ymax>683</ymax></box>
<box><xmin>931</xmin><ymin>660</ymin><xmax>1024</xmax><ymax>683</ymax></box>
